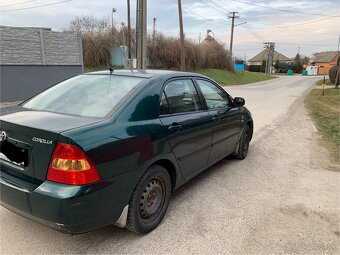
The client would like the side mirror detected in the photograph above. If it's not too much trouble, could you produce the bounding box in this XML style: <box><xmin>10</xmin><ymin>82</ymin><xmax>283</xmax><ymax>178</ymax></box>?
<box><xmin>233</xmin><ymin>97</ymin><xmax>245</xmax><ymax>107</ymax></box>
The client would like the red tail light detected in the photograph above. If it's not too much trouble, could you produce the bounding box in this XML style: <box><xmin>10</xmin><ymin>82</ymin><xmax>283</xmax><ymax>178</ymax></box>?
<box><xmin>47</xmin><ymin>143</ymin><xmax>101</xmax><ymax>185</ymax></box>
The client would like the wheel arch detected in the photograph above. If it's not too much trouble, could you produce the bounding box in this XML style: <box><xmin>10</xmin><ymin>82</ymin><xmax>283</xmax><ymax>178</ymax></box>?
<box><xmin>151</xmin><ymin>159</ymin><xmax>178</xmax><ymax>190</ymax></box>
<box><xmin>247</xmin><ymin>120</ymin><xmax>254</xmax><ymax>141</ymax></box>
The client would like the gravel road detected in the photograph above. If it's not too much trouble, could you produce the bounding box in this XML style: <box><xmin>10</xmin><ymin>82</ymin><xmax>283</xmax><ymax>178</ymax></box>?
<box><xmin>1</xmin><ymin>75</ymin><xmax>339</xmax><ymax>254</ymax></box>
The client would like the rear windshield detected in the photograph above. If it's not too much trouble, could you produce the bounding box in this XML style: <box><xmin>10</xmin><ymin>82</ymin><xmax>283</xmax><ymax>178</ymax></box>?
<box><xmin>22</xmin><ymin>75</ymin><xmax>146</xmax><ymax>118</ymax></box>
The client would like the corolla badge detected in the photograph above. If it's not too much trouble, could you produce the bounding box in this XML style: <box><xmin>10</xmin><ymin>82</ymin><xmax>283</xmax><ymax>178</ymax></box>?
<box><xmin>0</xmin><ymin>131</ymin><xmax>7</xmax><ymax>142</ymax></box>
<box><xmin>32</xmin><ymin>137</ymin><xmax>53</xmax><ymax>145</ymax></box>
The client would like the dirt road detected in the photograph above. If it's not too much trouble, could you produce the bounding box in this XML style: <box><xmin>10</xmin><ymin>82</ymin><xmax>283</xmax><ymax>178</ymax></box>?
<box><xmin>1</xmin><ymin>76</ymin><xmax>339</xmax><ymax>254</ymax></box>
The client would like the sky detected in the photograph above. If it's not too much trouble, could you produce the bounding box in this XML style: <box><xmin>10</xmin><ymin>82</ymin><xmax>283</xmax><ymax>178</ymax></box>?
<box><xmin>1</xmin><ymin>0</ymin><xmax>339</xmax><ymax>60</ymax></box>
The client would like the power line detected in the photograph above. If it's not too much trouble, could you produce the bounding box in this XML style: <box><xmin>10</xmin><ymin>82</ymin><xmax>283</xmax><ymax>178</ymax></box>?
<box><xmin>244</xmin><ymin>24</ymin><xmax>336</xmax><ymax>36</ymax></box>
<box><xmin>241</xmin><ymin>25</ymin><xmax>266</xmax><ymax>42</ymax></box>
<box><xmin>177</xmin><ymin>0</ymin><xmax>226</xmax><ymax>25</ymax></box>
<box><xmin>0</xmin><ymin>0</ymin><xmax>72</xmax><ymax>12</ymax></box>
<box><xmin>204</xmin><ymin>0</ymin><xmax>229</xmax><ymax>13</ymax></box>
<box><xmin>231</xmin><ymin>0</ymin><xmax>340</xmax><ymax>17</ymax></box>
<box><xmin>0</xmin><ymin>0</ymin><xmax>37</xmax><ymax>8</ymax></box>
<box><xmin>240</xmin><ymin>16</ymin><xmax>336</xmax><ymax>29</ymax></box>
<box><xmin>197</xmin><ymin>0</ymin><xmax>228</xmax><ymax>16</ymax></box>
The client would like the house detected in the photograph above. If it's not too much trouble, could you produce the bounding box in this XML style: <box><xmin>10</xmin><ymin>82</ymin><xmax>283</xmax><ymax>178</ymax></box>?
<box><xmin>202</xmin><ymin>34</ymin><xmax>216</xmax><ymax>44</ymax></box>
<box><xmin>313</xmin><ymin>51</ymin><xmax>339</xmax><ymax>75</ymax></box>
<box><xmin>248</xmin><ymin>49</ymin><xmax>291</xmax><ymax>66</ymax></box>
<box><xmin>0</xmin><ymin>26</ymin><xmax>83</xmax><ymax>102</ymax></box>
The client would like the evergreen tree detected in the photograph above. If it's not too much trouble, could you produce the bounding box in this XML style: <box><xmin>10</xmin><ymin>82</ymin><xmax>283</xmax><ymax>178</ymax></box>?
<box><xmin>294</xmin><ymin>53</ymin><xmax>303</xmax><ymax>73</ymax></box>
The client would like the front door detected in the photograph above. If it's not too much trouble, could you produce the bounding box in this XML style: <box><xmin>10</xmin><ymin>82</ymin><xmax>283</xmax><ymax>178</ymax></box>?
<box><xmin>159</xmin><ymin>78</ymin><xmax>212</xmax><ymax>179</ymax></box>
<box><xmin>195</xmin><ymin>79</ymin><xmax>241</xmax><ymax>162</ymax></box>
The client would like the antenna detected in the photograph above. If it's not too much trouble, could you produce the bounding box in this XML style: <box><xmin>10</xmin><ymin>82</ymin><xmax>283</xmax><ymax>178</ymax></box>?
<box><xmin>88</xmin><ymin>38</ymin><xmax>113</xmax><ymax>73</ymax></box>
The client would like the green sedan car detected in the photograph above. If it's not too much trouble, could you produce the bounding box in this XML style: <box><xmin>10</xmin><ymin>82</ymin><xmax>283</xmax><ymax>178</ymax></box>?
<box><xmin>0</xmin><ymin>70</ymin><xmax>253</xmax><ymax>234</ymax></box>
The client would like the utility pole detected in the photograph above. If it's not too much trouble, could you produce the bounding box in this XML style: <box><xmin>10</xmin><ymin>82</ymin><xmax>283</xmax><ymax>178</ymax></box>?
<box><xmin>178</xmin><ymin>0</ymin><xmax>185</xmax><ymax>71</ymax></box>
<box><xmin>198</xmin><ymin>33</ymin><xmax>202</xmax><ymax>44</ymax></box>
<box><xmin>152</xmin><ymin>18</ymin><xmax>157</xmax><ymax>41</ymax></box>
<box><xmin>136</xmin><ymin>0</ymin><xmax>147</xmax><ymax>70</ymax></box>
<box><xmin>228</xmin><ymin>11</ymin><xmax>239</xmax><ymax>56</ymax></box>
<box><xmin>127</xmin><ymin>0</ymin><xmax>132</xmax><ymax>61</ymax></box>
<box><xmin>111</xmin><ymin>8</ymin><xmax>116</xmax><ymax>36</ymax></box>
<box><xmin>121</xmin><ymin>22</ymin><xmax>125</xmax><ymax>45</ymax></box>
<box><xmin>264</xmin><ymin>42</ymin><xmax>275</xmax><ymax>74</ymax></box>
<box><xmin>335</xmin><ymin>34</ymin><xmax>340</xmax><ymax>88</ymax></box>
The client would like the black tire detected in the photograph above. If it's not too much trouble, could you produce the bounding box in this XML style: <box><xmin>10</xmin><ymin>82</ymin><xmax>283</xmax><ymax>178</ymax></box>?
<box><xmin>233</xmin><ymin>125</ymin><xmax>251</xmax><ymax>160</ymax></box>
<box><xmin>126</xmin><ymin>165</ymin><xmax>172</xmax><ymax>234</ymax></box>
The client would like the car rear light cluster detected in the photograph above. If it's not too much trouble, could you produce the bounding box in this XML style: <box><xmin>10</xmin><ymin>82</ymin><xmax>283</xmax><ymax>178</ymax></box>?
<box><xmin>47</xmin><ymin>143</ymin><xmax>101</xmax><ymax>185</ymax></box>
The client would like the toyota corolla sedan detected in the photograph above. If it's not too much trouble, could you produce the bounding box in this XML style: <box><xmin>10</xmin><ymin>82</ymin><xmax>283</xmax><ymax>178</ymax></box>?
<box><xmin>0</xmin><ymin>70</ymin><xmax>253</xmax><ymax>234</ymax></box>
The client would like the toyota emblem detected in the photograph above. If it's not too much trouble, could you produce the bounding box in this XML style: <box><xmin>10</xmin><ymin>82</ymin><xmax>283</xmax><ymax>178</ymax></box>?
<box><xmin>0</xmin><ymin>131</ymin><xmax>7</xmax><ymax>142</ymax></box>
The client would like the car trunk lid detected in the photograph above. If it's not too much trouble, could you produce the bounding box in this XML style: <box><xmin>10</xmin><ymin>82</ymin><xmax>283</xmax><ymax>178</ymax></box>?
<box><xmin>0</xmin><ymin>107</ymin><xmax>101</xmax><ymax>182</ymax></box>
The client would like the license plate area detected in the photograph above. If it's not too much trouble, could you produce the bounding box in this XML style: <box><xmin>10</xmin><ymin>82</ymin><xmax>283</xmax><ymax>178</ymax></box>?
<box><xmin>0</xmin><ymin>140</ymin><xmax>31</xmax><ymax>170</ymax></box>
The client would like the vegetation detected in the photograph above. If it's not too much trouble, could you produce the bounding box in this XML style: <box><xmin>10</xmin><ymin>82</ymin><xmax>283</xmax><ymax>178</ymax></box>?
<box><xmin>67</xmin><ymin>15</ymin><xmax>232</xmax><ymax>70</ymax></box>
<box><xmin>305</xmin><ymin>88</ymin><xmax>340</xmax><ymax>161</ymax></box>
<box><xmin>84</xmin><ymin>67</ymin><xmax>276</xmax><ymax>85</ymax></box>
<box><xmin>192</xmin><ymin>69</ymin><xmax>276</xmax><ymax>85</ymax></box>
<box><xmin>316</xmin><ymin>79</ymin><xmax>332</xmax><ymax>86</ymax></box>
<box><xmin>294</xmin><ymin>53</ymin><xmax>303</xmax><ymax>73</ymax></box>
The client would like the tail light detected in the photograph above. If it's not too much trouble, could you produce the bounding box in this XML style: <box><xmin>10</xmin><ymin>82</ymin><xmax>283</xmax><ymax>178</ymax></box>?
<box><xmin>47</xmin><ymin>143</ymin><xmax>101</xmax><ymax>185</ymax></box>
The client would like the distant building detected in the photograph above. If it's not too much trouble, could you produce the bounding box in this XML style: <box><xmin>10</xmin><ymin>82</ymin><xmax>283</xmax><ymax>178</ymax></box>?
<box><xmin>313</xmin><ymin>51</ymin><xmax>339</xmax><ymax>75</ymax></box>
<box><xmin>201</xmin><ymin>30</ymin><xmax>221</xmax><ymax>46</ymax></box>
<box><xmin>0</xmin><ymin>26</ymin><xmax>83</xmax><ymax>102</ymax></box>
<box><xmin>248</xmin><ymin>49</ymin><xmax>291</xmax><ymax>66</ymax></box>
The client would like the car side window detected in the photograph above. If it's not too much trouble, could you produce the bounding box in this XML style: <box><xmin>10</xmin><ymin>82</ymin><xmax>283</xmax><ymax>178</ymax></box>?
<box><xmin>162</xmin><ymin>79</ymin><xmax>201</xmax><ymax>114</ymax></box>
<box><xmin>196</xmin><ymin>79</ymin><xmax>230</xmax><ymax>109</ymax></box>
<box><xmin>159</xmin><ymin>92</ymin><xmax>171</xmax><ymax>115</ymax></box>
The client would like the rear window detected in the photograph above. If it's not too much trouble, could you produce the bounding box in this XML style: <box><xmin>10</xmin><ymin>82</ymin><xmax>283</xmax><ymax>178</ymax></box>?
<box><xmin>22</xmin><ymin>75</ymin><xmax>146</xmax><ymax>118</ymax></box>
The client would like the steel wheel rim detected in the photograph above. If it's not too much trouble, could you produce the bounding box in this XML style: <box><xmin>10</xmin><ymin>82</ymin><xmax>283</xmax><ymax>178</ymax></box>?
<box><xmin>139</xmin><ymin>177</ymin><xmax>166</xmax><ymax>221</ymax></box>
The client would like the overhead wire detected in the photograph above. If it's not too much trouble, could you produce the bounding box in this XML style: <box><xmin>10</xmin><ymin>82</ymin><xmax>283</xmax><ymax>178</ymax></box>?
<box><xmin>0</xmin><ymin>0</ymin><xmax>72</xmax><ymax>12</ymax></box>
<box><xmin>197</xmin><ymin>0</ymin><xmax>228</xmax><ymax>16</ymax></box>
<box><xmin>171</xmin><ymin>0</ymin><xmax>227</xmax><ymax>25</ymax></box>
<box><xmin>230</xmin><ymin>0</ymin><xmax>340</xmax><ymax>17</ymax></box>
<box><xmin>0</xmin><ymin>0</ymin><xmax>37</xmax><ymax>8</ymax></box>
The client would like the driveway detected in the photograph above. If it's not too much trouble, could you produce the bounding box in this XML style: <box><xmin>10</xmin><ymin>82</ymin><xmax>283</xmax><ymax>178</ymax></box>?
<box><xmin>1</xmin><ymin>75</ymin><xmax>339</xmax><ymax>254</ymax></box>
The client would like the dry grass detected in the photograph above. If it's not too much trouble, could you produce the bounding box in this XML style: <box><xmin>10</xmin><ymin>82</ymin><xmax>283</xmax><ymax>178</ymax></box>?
<box><xmin>305</xmin><ymin>88</ymin><xmax>340</xmax><ymax>162</ymax></box>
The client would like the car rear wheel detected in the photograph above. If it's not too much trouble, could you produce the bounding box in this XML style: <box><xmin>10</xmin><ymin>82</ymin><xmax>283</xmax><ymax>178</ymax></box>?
<box><xmin>126</xmin><ymin>165</ymin><xmax>172</xmax><ymax>234</ymax></box>
<box><xmin>233</xmin><ymin>125</ymin><xmax>250</xmax><ymax>160</ymax></box>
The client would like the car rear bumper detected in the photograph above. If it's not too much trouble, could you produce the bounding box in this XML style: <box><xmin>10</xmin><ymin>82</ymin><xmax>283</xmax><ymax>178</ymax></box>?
<box><xmin>0</xmin><ymin>171</ymin><xmax>131</xmax><ymax>234</ymax></box>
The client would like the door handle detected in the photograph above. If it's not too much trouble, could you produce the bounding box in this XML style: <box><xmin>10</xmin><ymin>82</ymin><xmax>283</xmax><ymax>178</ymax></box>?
<box><xmin>168</xmin><ymin>124</ymin><xmax>182</xmax><ymax>132</ymax></box>
<box><xmin>212</xmin><ymin>116</ymin><xmax>220</xmax><ymax>122</ymax></box>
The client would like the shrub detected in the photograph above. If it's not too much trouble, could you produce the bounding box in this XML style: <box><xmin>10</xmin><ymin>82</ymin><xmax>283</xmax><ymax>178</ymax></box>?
<box><xmin>67</xmin><ymin>15</ymin><xmax>232</xmax><ymax>70</ymax></box>
<box><xmin>329</xmin><ymin>66</ymin><xmax>338</xmax><ymax>85</ymax></box>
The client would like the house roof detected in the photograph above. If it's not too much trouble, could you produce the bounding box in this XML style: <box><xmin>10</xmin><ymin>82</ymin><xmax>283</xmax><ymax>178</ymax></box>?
<box><xmin>314</xmin><ymin>51</ymin><xmax>339</xmax><ymax>63</ymax></box>
<box><xmin>203</xmin><ymin>34</ymin><xmax>214</xmax><ymax>42</ymax></box>
<box><xmin>248</xmin><ymin>48</ymin><xmax>290</xmax><ymax>62</ymax></box>
<box><xmin>202</xmin><ymin>34</ymin><xmax>219</xmax><ymax>45</ymax></box>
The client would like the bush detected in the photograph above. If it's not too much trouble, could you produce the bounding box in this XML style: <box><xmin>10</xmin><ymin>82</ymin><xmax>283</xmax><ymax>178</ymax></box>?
<box><xmin>67</xmin><ymin>15</ymin><xmax>232</xmax><ymax>70</ymax></box>
<box><xmin>329</xmin><ymin>66</ymin><xmax>338</xmax><ymax>85</ymax></box>
<box><xmin>248</xmin><ymin>65</ymin><xmax>261</xmax><ymax>72</ymax></box>
<box><xmin>275</xmin><ymin>62</ymin><xmax>298</xmax><ymax>73</ymax></box>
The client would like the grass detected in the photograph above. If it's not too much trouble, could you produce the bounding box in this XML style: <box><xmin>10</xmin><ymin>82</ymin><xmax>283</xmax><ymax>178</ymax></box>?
<box><xmin>192</xmin><ymin>69</ymin><xmax>276</xmax><ymax>85</ymax></box>
<box><xmin>84</xmin><ymin>66</ymin><xmax>276</xmax><ymax>86</ymax></box>
<box><xmin>305</xmin><ymin>88</ymin><xmax>340</xmax><ymax>161</ymax></box>
<box><xmin>316</xmin><ymin>79</ymin><xmax>333</xmax><ymax>86</ymax></box>
<box><xmin>84</xmin><ymin>65</ymin><xmax>124</xmax><ymax>72</ymax></box>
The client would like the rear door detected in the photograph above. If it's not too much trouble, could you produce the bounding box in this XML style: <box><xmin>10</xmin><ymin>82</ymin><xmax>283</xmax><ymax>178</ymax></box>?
<box><xmin>159</xmin><ymin>78</ymin><xmax>212</xmax><ymax>179</ymax></box>
<box><xmin>195</xmin><ymin>79</ymin><xmax>241</xmax><ymax>162</ymax></box>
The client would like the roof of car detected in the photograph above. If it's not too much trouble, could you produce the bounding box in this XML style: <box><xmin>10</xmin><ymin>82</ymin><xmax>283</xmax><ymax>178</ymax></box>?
<box><xmin>86</xmin><ymin>69</ymin><xmax>206</xmax><ymax>79</ymax></box>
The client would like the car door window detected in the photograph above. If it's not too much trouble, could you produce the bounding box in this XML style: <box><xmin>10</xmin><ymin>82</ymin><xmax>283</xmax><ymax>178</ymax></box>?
<box><xmin>196</xmin><ymin>79</ymin><xmax>230</xmax><ymax>109</ymax></box>
<box><xmin>159</xmin><ymin>92</ymin><xmax>171</xmax><ymax>115</ymax></box>
<box><xmin>162</xmin><ymin>79</ymin><xmax>201</xmax><ymax>114</ymax></box>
